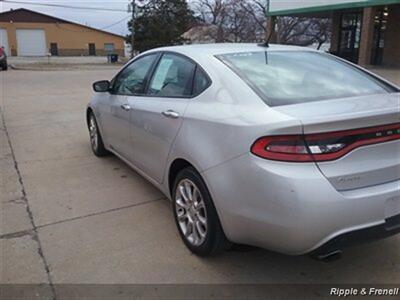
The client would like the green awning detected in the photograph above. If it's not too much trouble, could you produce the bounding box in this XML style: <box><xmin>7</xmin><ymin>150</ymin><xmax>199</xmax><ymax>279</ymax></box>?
<box><xmin>268</xmin><ymin>0</ymin><xmax>400</xmax><ymax>16</ymax></box>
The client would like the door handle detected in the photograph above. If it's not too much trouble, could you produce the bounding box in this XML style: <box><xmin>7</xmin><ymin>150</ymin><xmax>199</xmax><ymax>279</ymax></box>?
<box><xmin>162</xmin><ymin>110</ymin><xmax>180</xmax><ymax>119</ymax></box>
<box><xmin>120</xmin><ymin>104</ymin><xmax>131</xmax><ymax>111</ymax></box>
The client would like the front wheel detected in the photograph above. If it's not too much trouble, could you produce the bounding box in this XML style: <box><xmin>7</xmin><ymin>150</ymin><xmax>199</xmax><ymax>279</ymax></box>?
<box><xmin>88</xmin><ymin>112</ymin><xmax>109</xmax><ymax>157</ymax></box>
<box><xmin>173</xmin><ymin>167</ymin><xmax>231</xmax><ymax>256</ymax></box>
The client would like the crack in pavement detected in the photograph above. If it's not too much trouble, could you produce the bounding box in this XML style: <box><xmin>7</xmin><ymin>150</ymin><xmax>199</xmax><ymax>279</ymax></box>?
<box><xmin>0</xmin><ymin>229</ymin><xmax>35</xmax><ymax>240</ymax></box>
<box><xmin>2</xmin><ymin>196</ymin><xmax>26</xmax><ymax>204</ymax></box>
<box><xmin>37</xmin><ymin>197</ymin><xmax>165</xmax><ymax>229</ymax></box>
<box><xmin>1</xmin><ymin>108</ymin><xmax>57</xmax><ymax>300</ymax></box>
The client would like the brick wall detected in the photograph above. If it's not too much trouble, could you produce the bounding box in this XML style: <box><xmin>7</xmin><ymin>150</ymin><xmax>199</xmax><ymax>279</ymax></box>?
<box><xmin>57</xmin><ymin>49</ymin><xmax>124</xmax><ymax>57</ymax></box>
<box><xmin>0</xmin><ymin>21</ymin><xmax>125</xmax><ymax>57</ymax></box>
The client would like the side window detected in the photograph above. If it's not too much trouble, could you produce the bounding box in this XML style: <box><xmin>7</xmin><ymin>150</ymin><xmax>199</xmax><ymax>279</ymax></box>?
<box><xmin>112</xmin><ymin>53</ymin><xmax>158</xmax><ymax>95</ymax></box>
<box><xmin>193</xmin><ymin>67</ymin><xmax>210</xmax><ymax>95</ymax></box>
<box><xmin>147</xmin><ymin>54</ymin><xmax>195</xmax><ymax>97</ymax></box>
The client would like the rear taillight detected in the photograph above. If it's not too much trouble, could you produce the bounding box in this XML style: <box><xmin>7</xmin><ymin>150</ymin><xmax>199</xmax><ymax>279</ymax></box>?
<box><xmin>251</xmin><ymin>135</ymin><xmax>313</xmax><ymax>162</ymax></box>
<box><xmin>251</xmin><ymin>123</ymin><xmax>400</xmax><ymax>162</ymax></box>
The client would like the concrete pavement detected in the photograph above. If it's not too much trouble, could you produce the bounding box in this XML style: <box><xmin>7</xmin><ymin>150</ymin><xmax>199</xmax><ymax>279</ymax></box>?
<box><xmin>8</xmin><ymin>56</ymin><xmax>128</xmax><ymax>72</ymax></box>
<box><xmin>0</xmin><ymin>68</ymin><xmax>399</xmax><ymax>298</ymax></box>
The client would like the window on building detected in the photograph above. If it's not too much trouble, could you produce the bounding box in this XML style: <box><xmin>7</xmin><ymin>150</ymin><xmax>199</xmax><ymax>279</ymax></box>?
<box><xmin>371</xmin><ymin>6</ymin><xmax>389</xmax><ymax>65</ymax></box>
<box><xmin>104</xmin><ymin>43</ymin><xmax>115</xmax><ymax>52</ymax></box>
<box><xmin>338</xmin><ymin>12</ymin><xmax>362</xmax><ymax>63</ymax></box>
<box><xmin>50</xmin><ymin>43</ymin><xmax>58</xmax><ymax>56</ymax></box>
<box><xmin>88</xmin><ymin>43</ymin><xmax>96</xmax><ymax>56</ymax></box>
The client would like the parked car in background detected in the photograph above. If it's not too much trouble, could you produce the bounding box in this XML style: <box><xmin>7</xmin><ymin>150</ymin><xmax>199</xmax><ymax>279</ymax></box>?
<box><xmin>0</xmin><ymin>47</ymin><xmax>7</xmax><ymax>70</ymax></box>
<box><xmin>86</xmin><ymin>44</ymin><xmax>400</xmax><ymax>260</ymax></box>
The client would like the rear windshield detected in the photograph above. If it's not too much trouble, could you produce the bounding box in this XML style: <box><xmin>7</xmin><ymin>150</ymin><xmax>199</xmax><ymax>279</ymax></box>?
<box><xmin>216</xmin><ymin>51</ymin><xmax>397</xmax><ymax>106</ymax></box>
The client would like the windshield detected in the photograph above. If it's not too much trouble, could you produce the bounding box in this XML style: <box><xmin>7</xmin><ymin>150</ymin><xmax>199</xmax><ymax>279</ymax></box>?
<box><xmin>216</xmin><ymin>51</ymin><xmax>396</xmax><ymax>106</ymax></box>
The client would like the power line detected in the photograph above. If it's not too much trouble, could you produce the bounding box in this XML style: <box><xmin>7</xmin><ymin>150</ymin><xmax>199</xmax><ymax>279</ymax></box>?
<box><xmin>100</xmin><ymin>15</ymin><xmax>130</xmax><ymax>30</ymax></box>
<box><xmin>0</xmin><ymin>0</ymin><xmax>127</xmax><ymax>12</ymax></box>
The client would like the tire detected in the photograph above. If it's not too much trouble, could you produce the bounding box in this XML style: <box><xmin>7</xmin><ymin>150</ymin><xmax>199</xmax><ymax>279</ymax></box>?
<box><xmin>173</xmin><ymin>167</ymin><xmax>231</xmax><ymax>256</ymax></box>
<box><xmin>88</xmin><ymin>112</ymin><xmax>109</xmax><ymax>157</ymax></box>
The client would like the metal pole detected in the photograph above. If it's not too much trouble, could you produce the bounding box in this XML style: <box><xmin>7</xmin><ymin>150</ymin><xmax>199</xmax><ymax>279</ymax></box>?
<box><xmin>130</xmin><ymin>0</ymin><xmax>136</xmax><ymax>58</ymax></box>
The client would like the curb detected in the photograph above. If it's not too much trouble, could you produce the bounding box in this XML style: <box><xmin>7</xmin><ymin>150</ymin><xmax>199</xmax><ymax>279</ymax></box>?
<box><xmin>8</xmin><ymin>64</ymin><xmax>122</xmax><ymax>71</ymax></box>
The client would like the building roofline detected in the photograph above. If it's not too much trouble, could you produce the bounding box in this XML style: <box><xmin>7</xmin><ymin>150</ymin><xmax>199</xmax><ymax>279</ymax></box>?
<box><xmin>268</xmin><ymin>0</ymin><xmax>400</xmax><ymax>16</ymax></box>
<box><xmin>0</xmin><ymin>8</ymin><xmax>126</xmax><ymax>39</ymax></box>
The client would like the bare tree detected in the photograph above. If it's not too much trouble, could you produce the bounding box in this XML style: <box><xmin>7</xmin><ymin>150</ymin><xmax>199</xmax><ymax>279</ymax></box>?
<box><xmin>194</xmin><ymin>0</ymin><xmax>229</xmax><ymax>42</ymax></box>
<box><xmin>240</xmin><ymin>0</ymin><xmax>268</xmax><ymax>34</ymax></box>
<box><xmin>275</xmin><ymin>17</ymin><xmax>331</xmax><ymax>48</ymax></box>
<box><xmin>191</xmin><ymin>0</ymin><xmax>332</xmax><ymax>49</ymax></box>
<box><xmin>193</xmin><ymin>0</ymin><xmax>265</xmax><ymax>42</ymax></box>
<box><xmin>306</xmin><ymin>18</ymin><xmax>332</xmax><ymax>49</ymax></box>
<box><xmin>225</xmin><ymin>0</ymin><xmax>265</xmax><ymax>42</ymax></box>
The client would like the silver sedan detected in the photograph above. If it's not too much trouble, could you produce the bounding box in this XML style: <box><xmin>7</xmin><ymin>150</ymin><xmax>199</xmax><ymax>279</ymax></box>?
<box><xmin>87</xmin><ymin>44</ymin><xmax>400</xmax><ymax>260</ymax></box>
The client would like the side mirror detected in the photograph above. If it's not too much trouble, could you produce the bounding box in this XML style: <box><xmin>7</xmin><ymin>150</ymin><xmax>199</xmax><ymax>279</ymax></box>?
<box><xmin>93</xmin><ymin>80</ymin><xmax>110</xmax><ymax>93</ymax></box>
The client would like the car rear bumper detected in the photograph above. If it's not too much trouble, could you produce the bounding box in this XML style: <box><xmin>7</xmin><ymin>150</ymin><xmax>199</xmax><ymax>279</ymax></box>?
<box><xmin>202</xmin><ymin>154</ymin><xmax>400</xmax><ymax>255</ymax></box>
<box><xmin>311</xmin><ymin>213</ymin><xmax>400</xmax><ymax>258</ymax></box>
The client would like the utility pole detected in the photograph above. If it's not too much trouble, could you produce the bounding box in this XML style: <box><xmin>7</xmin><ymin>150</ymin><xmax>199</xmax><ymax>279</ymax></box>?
<box><xmin>265</xmin><ymin>0</ymin><xmax>276</xmax><ymax>45</ymax></box>
<box><xmin>265</xmin><ymin>0</ymin><xmax>270</xmax><ymax>41</ymax></box>
<box><xmin>129</xmin><ymin>0</ymin><xmax>136</xmax><ymax>58</ymax></box>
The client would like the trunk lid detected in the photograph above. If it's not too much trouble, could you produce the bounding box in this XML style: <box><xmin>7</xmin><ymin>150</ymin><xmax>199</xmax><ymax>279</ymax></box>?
<box><xmin>274</xmin><ymin>93</ymin><xmax>400</xmax><ymax>191</ymax></box>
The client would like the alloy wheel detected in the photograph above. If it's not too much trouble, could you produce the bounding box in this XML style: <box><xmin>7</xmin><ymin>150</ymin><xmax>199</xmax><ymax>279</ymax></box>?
<box><xmin>175</xmin><ymin>179</ymin><xmax>208</xmax><ymax>246</ymax></box>
<box><xmin>89</xmin><ymin>115</ymin><xmax>98</xmax><ymax>151</ymax></box>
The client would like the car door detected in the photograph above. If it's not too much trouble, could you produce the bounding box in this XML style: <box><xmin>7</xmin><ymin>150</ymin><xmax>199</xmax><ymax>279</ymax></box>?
<box><xmin>99</xmin><ymin>53</ymin><xmax>159</xmax><ymax>160</ymax></box>
<box><xmin>127</xmin><ymin>53</ymin><xmax>197</xmax><ymax>183</ymax></box>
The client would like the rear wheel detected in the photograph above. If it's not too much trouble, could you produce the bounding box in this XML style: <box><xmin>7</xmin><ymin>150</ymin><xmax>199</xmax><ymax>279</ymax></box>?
<box><xmin>88</xmin><ymin>112</ymin><xmax>109</xmax><ymax>157</ymax></box>
<box><xmin>173</xmin><ymin>167</ymin><xmax>231</xmax><ymax>256</ymax></box>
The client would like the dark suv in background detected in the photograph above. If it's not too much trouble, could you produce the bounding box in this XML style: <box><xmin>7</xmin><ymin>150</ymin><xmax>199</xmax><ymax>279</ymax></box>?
<box><xmin>0</xmin><ymin>47</ymin><xmax>8</xmax><ymax>71</ymax></box>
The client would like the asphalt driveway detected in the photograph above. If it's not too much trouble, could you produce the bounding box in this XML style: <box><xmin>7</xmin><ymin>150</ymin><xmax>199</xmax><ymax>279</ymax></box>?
<box><xmin>1</xmin><ymin>68</ymin><xmax>399</xmax><ymax>298</ymax></box>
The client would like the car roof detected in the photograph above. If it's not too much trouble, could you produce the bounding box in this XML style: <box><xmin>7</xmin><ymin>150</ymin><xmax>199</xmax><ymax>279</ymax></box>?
<box><xmin>146</xmin><ymin>43</ymin><xmax>317</xmax><ymax>59</ymax></box>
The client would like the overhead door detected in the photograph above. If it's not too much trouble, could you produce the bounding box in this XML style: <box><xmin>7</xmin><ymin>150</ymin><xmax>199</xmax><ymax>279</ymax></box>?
<box><xmin>16</xmin><ymin>29</ymin><xmax>46</xmax><ymax>56</ymax></box>
<box><xmin>0</xmin><ymin>28</ymin><xmax>9</xmax><ymax>55</ymax></box>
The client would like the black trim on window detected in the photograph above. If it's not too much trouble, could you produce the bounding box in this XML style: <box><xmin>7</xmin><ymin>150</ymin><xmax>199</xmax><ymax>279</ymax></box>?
<box><xmin>109</xmin><ymin>52</ymin><xmax>162</xmax><ymax>96</ymax></box>
<box><xmin>143</xmin><ymin>53</ymin><xmax>163</xmax><ymax>94</ymax></box>
<box><xmin>161</xmin><ymin>51</ymin><xmax>212</xmax><ymax>98</ymax></box>
<box><xmin>192</xmin><ymin>65</ymin><xmax>212</xmax><ymax>97</ymax></box>
<box><xmin>143</xmin><ymin>51</ymin><xmax>212</xmax><ymax>99</ymax></box>
<box><xmin>144</xmin><ymin>52</ymin><xmax>196</xmax><ymax>98</ymax></box>
<box><xmin>190</xmin><ymin>65</ymin><xmax>198</xmax><ymax>97</ymax></box>
<box><xmin>109</xmin><ymin>50</ymin><xmax>212</xmax><ymax>99</ymax></box>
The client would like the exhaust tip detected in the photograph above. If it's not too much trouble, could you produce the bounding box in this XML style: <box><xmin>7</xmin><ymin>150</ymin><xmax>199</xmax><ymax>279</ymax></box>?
<box><xmin>313</xmin><ymin>250</ymin><xmax>343</xmax><ymax>262</ymax></box>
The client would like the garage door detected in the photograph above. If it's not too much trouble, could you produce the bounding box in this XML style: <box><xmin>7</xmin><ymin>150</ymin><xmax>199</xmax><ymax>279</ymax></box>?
<box><xmin>16</xmin><ymin>29</ymin><xmax>46</xmax><ymax>56</ymax></box>
<box><xmin>0</xmin><ymin>28</ymin><xmax>9</xmax><ymax>56</ymax></box>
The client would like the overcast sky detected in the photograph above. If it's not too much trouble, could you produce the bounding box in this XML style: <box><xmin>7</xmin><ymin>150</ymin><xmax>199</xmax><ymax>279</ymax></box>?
<box><xmin>0</xmin><ymin>0</ymin><xmax>131</xmax><ymax>36</ymax></box>
<box><xmin>1</xmin><ymin>0</ymin><xmax>361</xmax><ymax>36</ymax></box>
